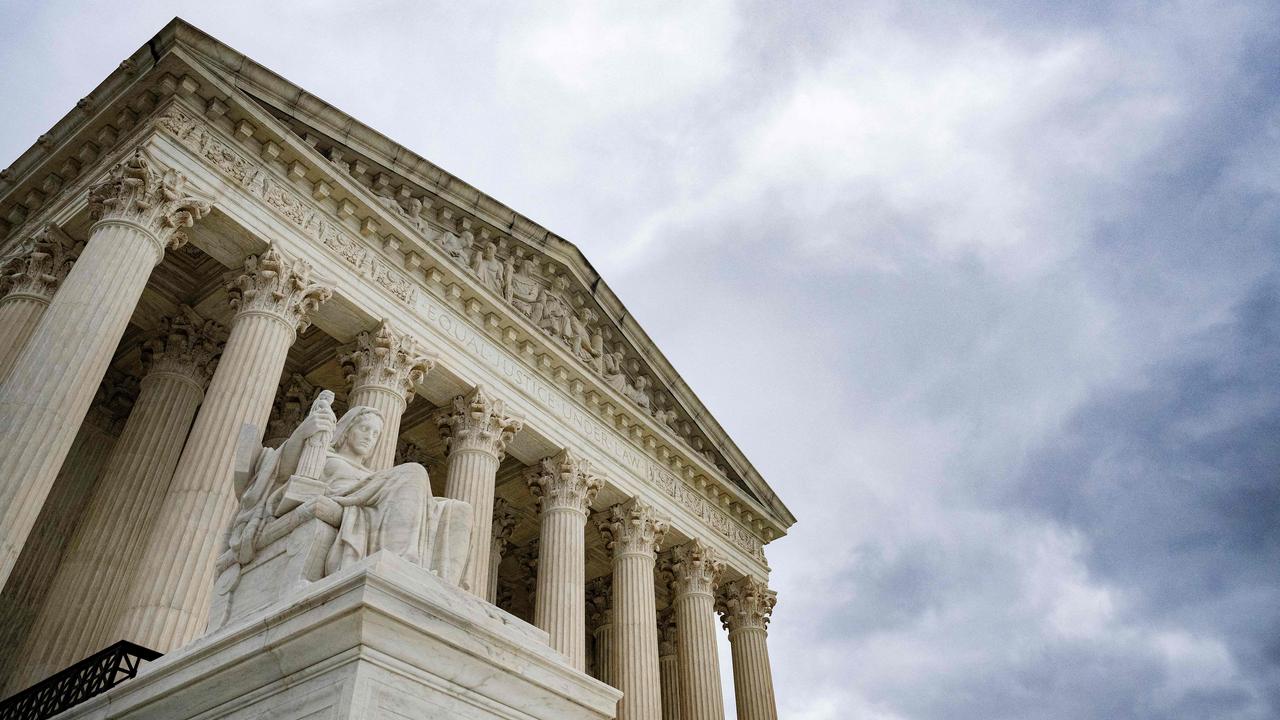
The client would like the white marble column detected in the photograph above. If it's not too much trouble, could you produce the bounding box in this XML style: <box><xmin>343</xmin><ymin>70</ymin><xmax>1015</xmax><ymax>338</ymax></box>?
<box><xmin>488</xmin><ymin>498</ymin><xmax>516</xmax><ymax>604</ymax></box>
<box><xmin>658</xmin><ymin>608</ymin><xmax>680</xmax><ymax>720</ymax></box>
<box><xmin>0</xmin><ymin>224</ymin><xmax>75</xmax><ymax>381</ymax></box>
<box><xmin>14</xmin><ymin>312</ymin><xmax>219</xmax><ymax>685</ymax></box>
<box><xmin>0</xmin><ymin>382</ymin><xmax>128</xmax><ymax>690</ymax></box>
<box><xmin>437</xmin><ymin>385</ymin><xmax>522</xmax><ymax>598</ymax></box>
<box><xmin>587</xmin><ymin>576</ymin><xmax>615</xmax><ymax>687</ymax></box>
<box><xmin>527</xmin><ymin>449</ymin><xmax>602</xmax><ymax>670</ymax></box>
<box><xmin>341</xmin><ymin>318</ymin><xmax>432</xmax><ymax>471</ymax></box>
<box><xmin>0</xmin><ymin>148</ymin><xmax>210</xmax><ymax>589</ymax></box>
<box><xmin>598</xmin><ymin>499</ymin><xmax>669</xmax><ymax>720</ymax></box>
<box><xmin>671</xmin><ymin>540</ymin><xmax>726</xmax><ymax>720</ymax></box>
<box><xmin>717</xmin><ymin>576</ymin><xmax>779</xmax><ymax>720</ymax></box>
<box><xmin>117</xmin><ymin>247</ymin><xmax>330</xmax><ymax>651</ymax></box>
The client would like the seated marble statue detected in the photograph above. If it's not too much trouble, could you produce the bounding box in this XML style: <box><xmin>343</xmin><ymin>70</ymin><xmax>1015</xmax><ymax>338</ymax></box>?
<box><xmin>223</xmin><ymin>393</ymin><xmax>473</xmax><ymax>587</ymax></box>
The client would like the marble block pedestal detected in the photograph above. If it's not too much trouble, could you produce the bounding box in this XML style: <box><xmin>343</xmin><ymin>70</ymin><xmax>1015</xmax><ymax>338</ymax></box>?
<box><xmin>55</xmin><ymin>551</ymin><xmax>622</xmax><ymax>720</ymax></box>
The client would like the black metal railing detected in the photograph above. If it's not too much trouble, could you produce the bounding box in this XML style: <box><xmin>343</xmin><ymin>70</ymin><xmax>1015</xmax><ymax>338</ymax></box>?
<box><xmin>0</xmin><ymin>641</ymin><xmax>162</xmax><ymax>720</ymax></box>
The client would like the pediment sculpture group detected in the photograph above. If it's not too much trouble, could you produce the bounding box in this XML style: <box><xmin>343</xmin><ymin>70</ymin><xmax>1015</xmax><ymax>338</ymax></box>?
<box><xmin>367</xmin><ymin>182</ymin><xmax>691</xmax><ymax>439</ymax></box>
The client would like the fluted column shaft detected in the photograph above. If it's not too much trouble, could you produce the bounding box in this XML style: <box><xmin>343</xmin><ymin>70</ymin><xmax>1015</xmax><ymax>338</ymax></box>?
<box><xmin>529</xmin><ymin>449</ymin><xmax>601</xmax><ymax>670</ymax></box>
<box><xmin>594</xmin><ymin>622</ymin><xmax>616</xmax><ymax>687</ymax></box>
<box><xmin>718</xmin><ymin>577</ymin><xmax>778</xmax><ymax>720</ymax></box>
<box><xmin>445</xmin><ymin>449</ymin><xmax>500</xmax><ymax>596</ymax></box>
<box><xmin>15</xmin><ymin>314</ymin><xmax>218</xmax><ymax>684</ymax></box>
<box><xmin>488</xmin><ymin>499</ymin><xmax>515</xmax><ymax>604</ymax></box>
<box><xmin>658</xmin><ymin>610</ymin><xmax>681</xmax><ymax>720</ymax></box>
<box><xmin>118</xmin><ymin>313</ymin><xmax>291</xmax><ymax>649</ymax></box>
<box><xmin>342</xmin><ymin>319</ymin><xmax>432</xmax><ymax>471</ymax></box>
<box><xmin>672</xmin><ymin>541</ymin><xmax>726</xmax><ymax>720</ymax></box>
<box><xmin>600</xmin><ymin>500</ymin><xmax>669</xmax><ymax>720</ymax></box>
<box><xmin>0</xmin><ymin>407</ymin><xmax>118</xmax><ymax>691</ymax></box>
<box><xmin>118</xmin><ymin>247</ymin><xmax>329</xmax><ymax>651</ymax></box>
<box><xmin>0</xmin><ymin>295</ymin><xmax>50</xmax><ymax>381</ymax></box>
<box><xmin>535</xmin><ymin>506</ymin><xmax>587</xmax><ymax>667</ymax></box>
<box><xmin>727</xmin><ymin>628</ymin><xmax>775</xmax><ymax>720</ymax></box>
<box><xmin>0</xmin><ymin>149</ymin><xmax>209</xmax><ymax>590</ymax></box>
<box><xmin>0</xmin><ymin>229</ymin><xmax>159</xmax><ymax>588</ymax></box>
<box><xmin>439</xmin><ymin>386</ymin><xmax>521</xmax><ymax>599</ymax></box>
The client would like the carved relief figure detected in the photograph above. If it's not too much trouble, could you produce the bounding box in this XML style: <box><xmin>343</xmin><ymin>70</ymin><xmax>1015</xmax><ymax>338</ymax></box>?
<box><xmin>507</xmin><ymin>257</ymin><xmax>542</xmax><ymax>316</ymax></box>
<box><xmin>223</xmin><ymin>393</ymin><xmax>473</xmax><ymax>583</ymax></box>
<box><xmin>570</xmin><ymin>307</ymin><xmax>605</xmax><ymax>369</ymax></box>
<box><xmin>471</xmin><ymin>242</ymin><xmax>505</xmax><ymax>295</ymax></box>
<box><xmin>625</xmin><ymin>374</ymin><xmax>653</xmax><ymax>412</ymax></box>
<box><xmin>438</xmin><ymin>223</ymin><xmax>472</xmax><ymax>263</ymax></box>
<box><xmin>533</xmin><ymin>275</ymin><xmax>575</xmax><ymax>341</ymax></box>
<box><xmin>601</xmin><ymin>349</ymin><xmax>629</xmax><ymax>394</ymax></box>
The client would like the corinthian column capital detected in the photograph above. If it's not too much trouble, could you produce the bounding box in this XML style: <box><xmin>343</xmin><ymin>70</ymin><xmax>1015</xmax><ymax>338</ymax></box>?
<box><xmin>527</xmin><ymin>447</ymin><xmax>603</xmax><ymax>515</ymax></box>
<box><xmin>226</xmin><ymin>246</ymin><xmax>332</xmax><ymax>335</ymax></box>
<box><xmin>0</xmin><ymin>224</ymin><xmax>76</xmax><ymax>303</ymax></box>
<box><xmin>141</xmin><ymin>309</ymin><xmax>222</xmax><ymax>391</ymax></box>
<box><xmin>340</xmin><ymin>319</ymin><xmax>434</xmax><ymax>403</ymax></box>
<box><xmin>671</xmin><ymin>539</ymin><xmax>725</xmax><ymax>598</ymax></box>
<box><xmin>717</xmin><ymin>576</ymin><xmax>777</xmax><ymax>634</ymax></box>
<box><xmin>598</xmin><ymin>499</ymin><xmax>669</xmax><ymax>559</ymax></box>
<box><xmin>437</xmin><ymin>385</ymin><xmax>522</xmax><ymax>458</ymax></box>
<box><xmin>87</xmin><ymin>147</ymin><xmax>211</xmax><ymax>261</ymax></box>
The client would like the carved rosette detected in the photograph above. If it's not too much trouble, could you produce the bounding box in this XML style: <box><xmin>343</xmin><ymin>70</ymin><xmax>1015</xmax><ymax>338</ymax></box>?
<box><xmin>658</xmin><ymin>607</ymin><xmax>678</xmax><ymax>657</ymax></box>
<box><xmin>527</xmin><ymin>447</ymin><xmax>603</xmax><ymax>515</ymax></box>
<box><xmin>141</xmin><ymin>311</ymin><xmax>223</xmax><ymax>392</ymax></box>
<box><xmin>716</xmin><ymin>576</ymin><xmax>777</xmax><ymax>634</ymax></box>
<box><xmin>437</xmin><ymin>385</ymin><xmax>523</xmax><ymax>458</ymax></box>
<box><xmin>491</xmin><ymin>497</ymin><xmax>517</xmax><ymax>555</ymax></box>
<box><xmin>226</xmin><ymin>246</ymin><xmax>332</xmax><ymax>334</ymax></box>
<box><xmin>586</xmin><ymin>576</ymin><xmax>612</xmax><ymax>628</ymax></box>
<box><xmin>598</xmin><ymin>499</ymin><xmax>669</xmax><ymax>559</ymax></box>
<box><xmin>340</xmin><ymin>319</ymin><xmax>434</xmax><ymax>402</ymax></box>
<box><xmin>87</xmin><ymin>148</ymin><xmax>212</xmax><ymax>260</ymax></box>
<box><xmin>671</xmin><ymin>539</ymin><xmax>725</xmax><ymax>598</ymax></box>
<box><xmin>0</xmin><ymin>224</ymin><xmax>76</xmax><ymax>302</ymax></box>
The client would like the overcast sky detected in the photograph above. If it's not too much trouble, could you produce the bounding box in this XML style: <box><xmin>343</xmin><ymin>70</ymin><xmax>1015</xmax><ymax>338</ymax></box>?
<box><xmin>4</xmin><ymin>2</ymin><xmax>1280</xmax><ymax>718</ymax></box>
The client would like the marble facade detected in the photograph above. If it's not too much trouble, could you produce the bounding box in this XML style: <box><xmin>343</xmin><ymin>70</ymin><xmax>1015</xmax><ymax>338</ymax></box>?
<box><xmin>0</xmin><ymin>18</ymin><xmax>794</xmax><ymax>720</ymax></box>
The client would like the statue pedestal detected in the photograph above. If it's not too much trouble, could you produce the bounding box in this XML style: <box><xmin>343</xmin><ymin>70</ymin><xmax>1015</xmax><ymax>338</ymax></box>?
<box><xmin>57</xmin><ymin>552</ymin><xmax>621</xmax><ymax>719</ymax></box>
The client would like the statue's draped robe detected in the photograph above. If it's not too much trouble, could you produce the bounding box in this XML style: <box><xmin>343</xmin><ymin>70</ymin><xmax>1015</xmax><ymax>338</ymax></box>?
<box><xmin>225</xmin><ymin>446</ymin><xmax>472</xmax><ymax>586</ymax></box>
<box><xmin>322</xmin><ymin>455</ymin><xmax>472</xmax><ymax>583</ymax></box>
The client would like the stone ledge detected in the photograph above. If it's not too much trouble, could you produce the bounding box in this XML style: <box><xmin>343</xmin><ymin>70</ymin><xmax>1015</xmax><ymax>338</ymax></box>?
<box><xmin>57</xmin><ymin>551</ymin><xmax>620</xmax><ymax>719</ymax></box>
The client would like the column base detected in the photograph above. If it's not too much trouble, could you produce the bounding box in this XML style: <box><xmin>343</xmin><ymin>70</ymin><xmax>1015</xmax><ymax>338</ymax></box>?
<box><xmin>55</xmin><ymin>552</ymin><xmax>621</xmax><ymax>720</ymax></box>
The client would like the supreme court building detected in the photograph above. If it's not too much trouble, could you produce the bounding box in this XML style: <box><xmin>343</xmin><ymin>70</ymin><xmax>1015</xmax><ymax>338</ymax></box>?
<box><xmin>0</xmin><ymin>18</ymin><xmax>794</xmax><ymax>720</ymax></box>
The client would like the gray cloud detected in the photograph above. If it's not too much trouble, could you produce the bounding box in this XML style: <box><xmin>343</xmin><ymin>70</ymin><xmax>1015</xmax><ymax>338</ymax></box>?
<box><xmin>2</xmin><ymin>1</ymin><xmax>1279</xmax><ymax>718</ymax></box>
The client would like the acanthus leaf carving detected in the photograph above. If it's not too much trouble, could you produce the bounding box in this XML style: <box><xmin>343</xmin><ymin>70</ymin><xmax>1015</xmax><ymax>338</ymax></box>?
<box><xmin>87</xmin><ymin>146</ymin><xmax>211</xmax><ymax>255</ymax></box>
<box><xmin>597</xmin><ymin>499</ymin><xmax>669</xmax><ymax>559</ymax></box>
<box><xmin>141</xmin><ymin>308</ymin><xmax>223</xmax><ymax>390</ymax></box>
<box><xmin>716</xmin><ymin>575</ymin><xmax>776</xmax><ymax>634</ymax></box>
<box><xmin>340</xmin><ymin>318</ymin><xmax>434</xmax><ymax>402</ymax></box>
<box><xmin>0</xmin><ymin>223</ymin><xmax>76</xmax><ymax>301</ymax></box>
<box><xmin>527</xmin><ymin>447</ymin><xmax>603</xmax><ymax>515</ymax></box>
<box><xmin>226</xmin><ymin>245</ymin><xmax>332</xmax><ymax>334</ymax></box>
<box><xmin>436</xmin><ymin>384</ymin><xmax>523</xmax><ymax>458</ymax></box>
<box><xmin>671</xmin><ymin>538</ymin><xmax>725</xmax><ymax>598</ymax></box>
